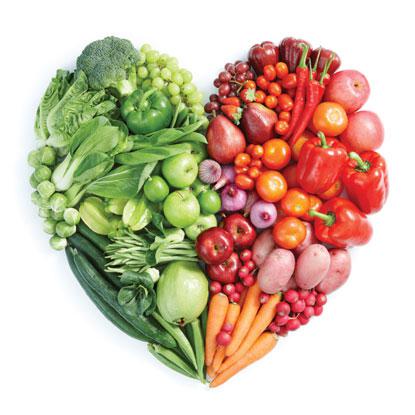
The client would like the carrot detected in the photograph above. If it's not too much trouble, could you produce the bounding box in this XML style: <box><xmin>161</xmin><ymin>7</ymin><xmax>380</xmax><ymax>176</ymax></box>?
<box><xmin>218</xmin><ymin>293</ymin><xmax>281</xmax><ymax>373</ymax></box>
<box><xmin>239</xmin><ymin>287</ymin><xmax>248</xmax><ymax>307</ymax></box>
<box><xmin>206</xmin><ymin>365</ymin><xmax>217</xmax><ymax>379</ymax></box>
<box><xmin>205</xmin><ymin>293</ymin><xmax>229</xmax><ymax>366</ymax></box>
<box><xmin>211</xmin><ymin>302</ymin><xmax>241</xmax><ymax>374</ymax></box>
<box><xmin>210</xmin><ymin>332</ymin><xmax>278</xmax><ymax>388</ymax></box>
<box><xmin>225</xmin><ymin>281</ymin><xmax>262</xmax><ymax>357</ymax></box>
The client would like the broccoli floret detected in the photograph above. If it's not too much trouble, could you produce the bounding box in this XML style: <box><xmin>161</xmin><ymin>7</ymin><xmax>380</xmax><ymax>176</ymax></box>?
<box><xmin>76</xmin><ymin>36</ymin><xmax>139</xmax><ymax>96</ymax></box>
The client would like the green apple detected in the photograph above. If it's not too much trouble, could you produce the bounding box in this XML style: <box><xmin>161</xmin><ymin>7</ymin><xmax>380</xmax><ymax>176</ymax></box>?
<box><xmin>188</xmin><ymin>142</ymin><xmax>208</xmax><ymax>164</ymax></box>
<box><xmin>198</xmin><ymin>190</ymin><xmax>221</xmax><ymax>214</ymax></box>
<box><xmin>189</xmin><ymin>178</ymin><xmax>209</xmax><ymax>196</ymax></box>
<box><xmin>163</xmin><ymin>190</ymin><xmax>200</xmax><ymax>228</ymax></box>
<box><xmin>162</xmin><ymin>153</ymin><xmax>198</xmax><ymax>188</ymax></box>
<box><xmin>144</xmin><ymin>175</ymin><xmax>169</xmax><ymax>203</ymax></box>
<box><xmin>185</xmin><ymin>214</ymin><xmax>217</xmax><ymax>240</ymax></box>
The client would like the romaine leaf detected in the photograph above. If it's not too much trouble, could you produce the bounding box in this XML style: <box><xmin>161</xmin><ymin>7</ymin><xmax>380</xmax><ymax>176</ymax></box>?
<box><xmin>73</xmin><ymin>152</ymin><xmax>114</xmax><ymax>185</ymax></box>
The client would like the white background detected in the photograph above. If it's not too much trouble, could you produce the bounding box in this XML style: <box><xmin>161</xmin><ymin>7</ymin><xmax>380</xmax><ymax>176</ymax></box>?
<box><xmin>2</xmin><ymin>1</ymin><xmax>414</xmax><ymax>414</ymax></box>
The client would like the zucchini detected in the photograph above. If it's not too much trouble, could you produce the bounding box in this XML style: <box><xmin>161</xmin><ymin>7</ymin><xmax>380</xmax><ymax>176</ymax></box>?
<box><xmin>66</xmin><ymin>247</ymin><xmax>149</xmax><ymax>342</ymax></box>
<box><xmin>189</xmin><ymin>319</ymin><xmax>205</xmax><ymax>382</ymax></box>
<box><xmin>77</xmin><ymin>221</ymin><xmax>110</xmax><ymax>251</ymax></box>
<box><xmin>71</xmin><ymin>248</ymin><xmax>176</xmax><ymax>349</ymax></box>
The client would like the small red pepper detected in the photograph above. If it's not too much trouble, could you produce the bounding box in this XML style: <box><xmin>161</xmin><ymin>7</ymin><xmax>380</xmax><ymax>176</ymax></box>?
<box><xmin>248</xmin><ymin>41</ymin><xmax>279</xmax><ymax>75</ymax></box>
<box><xmin>310</xmin><ymin>197</ymin><xmax>373</xmax><ymax>248</ymax></box>
<box><xmin>279</xmin><ymin>37</ymin><xmax>312</xmax><ymax>73</ymax></box>
<box><xmin>342</xmin><ymin>151</ymin><xmax>389</xmax><ymax>214</ymax></box>
<box><xmin>283</xmin><ymin>43</ymin><xmax>309</xmax><ymax>141</ymax></box>
<box><xmin>221</xmin><ymin>105</ymin><xmax>242</xmax><ymax>124</ymax></box>
<box><xmin>297</xmin><ymin>131</ymin><xmax>348</xmax><ymax>194</ymax></box>
<box><xmin>289</xmin><ymin>55</ymin><xmax>335</xmax><ymax>146</ymax></box>
<box><xmin>311</xmin><ymin>47</ymin><xmax>341</xmax><ymax>75</ymax></box>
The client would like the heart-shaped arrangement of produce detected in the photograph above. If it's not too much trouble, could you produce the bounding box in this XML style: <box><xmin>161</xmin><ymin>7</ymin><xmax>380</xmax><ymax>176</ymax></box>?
<box><xmin>28</xmin><ymin>36</ymin><xmax>387</xmax><ymax>387</ymax></box>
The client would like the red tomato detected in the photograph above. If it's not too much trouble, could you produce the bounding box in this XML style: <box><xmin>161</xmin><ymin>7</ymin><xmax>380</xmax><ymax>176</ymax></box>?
<box><xmin>234</xmin><ymin>152</ymin><xmax>251</xmax><ymax>167</ymax></box>
<box><xmin>278</xmin><ymin>94</ymin><xmax>294</xmax><ymax>111</ymax></box>
<box><xmin>255</xmin><ymin>90</ymin><xmax>266</xmax><ymax>103</ymax></box>
<box><xmin>312</xmin><ymin>102</ymin><xmax>348</xmax><ymax>136</ymax></box>
<box><xmin>281</xmin><ymin>164</ymin><xmax>298</xmax><ymax>188</ymax></box>
<box><xmin>275</xmin><ymin>62</ymin><xmax>289</xmax><ymax>79</ymax></box>
<box><xmin>280</xmin><ymin>188</ymin><xmax>310</xmax><ymax>217</ymax></box>
<box><xmin>244</xmin><ymin>80</ymin><xmax>256</xmax><ymax>90</ymax></box>
<box><xmin>318</xmin><ymin>179</ymin><xmax>343</xmax><ymax>200</ymax></box>
<box><xmin>301</xmin><ymin>195</ymin><xmax>323</xmax><ymax>221</ymax></box>
<box><xmin>264</xmin><ymin>95</ymin><xmax>278</xmax><ymax>109</ymax></box>
<box><xmin>279</xmin><ymin>111</ymin><xmax>291</xmax><ymax>122</ymax></box>
<box><xmin>275</xmin><ymin>120</ymin><xmax>289</xmax><ymax>135</ymax></box>
<box><xmin>263</xmin><ymin>64</ymin><xmax>277</xmax><ymax>81</ymax></box>
<box><xmin>247</xmin><ymin>145</ymin><xmax>264</xmax><ymax>159</ymax></box>
<box><xmin>282</xmin><ymin>73</ymin><xmax>297</xmax><ymax>89</ymax></box>
<box><xmin>272</xmin><ymin>217</ymin><xmax>306</xmax><ymax>249</ymax></box>
<box><xmin>256</xmin><ymin>171</ymin><xmax>287</xmax><ymax>203</ymax></box>
<box><xmin>262</xmin><ymin>139</ymin><xmax>291</xmax><ymax>170</ymax></box>
<box><xmin>256</xmin><ymin>75</ymin><xmax>270</xmax><ymax>91</ymax></box>
<box><xmin>235</xmin><ymin>173</ymin><xmax>255</xmax><ymax>190</ymax></box>
<box><xmin>268</xmin><ymin>82</ymin><xmax>282</xmax><ymax>97</ymax></box>
<box><xmin>291</xmin><ymin>131</ymin><xmax>314</xmax><ymax>161</ymax></box>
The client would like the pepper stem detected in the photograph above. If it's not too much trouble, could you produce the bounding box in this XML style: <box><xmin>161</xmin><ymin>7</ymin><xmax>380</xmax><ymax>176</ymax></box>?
<box><xmin>349</xmin><ymin>152</ymin><xmax>371</xmax><ymax>172</ymax></box>
<box><xmin>298</xmin><ymin>43</ymin><xmax>310</xmax><ymax>69</ymax></box>
<box><xmin>309</xmin><ymin>209</ymin><xmax>336</xmax><ymax>226</ymax></box>
<box><xmin>319</xmin><ymin>53</ymin><xmax>335</xmax><ymax>85</ymax></box>
<box><xmin>312</xmin><ymin>47</ymin><xmax>322</xmax><ymax>73</ymax></box>
<box><xmin>317</xmin><ymin>131</ymin><xmax>329</xmax><ymax>148</ymax></box>
<box><xmin>139</xmin><ymin>88</ymin><xmax>157</xmax><ymax>110</ymax></box>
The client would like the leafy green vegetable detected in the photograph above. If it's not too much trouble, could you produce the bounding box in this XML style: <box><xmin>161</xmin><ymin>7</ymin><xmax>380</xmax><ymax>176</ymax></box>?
<box><xmin>117</xmin><ymin>270</ymin><xmax>157</xmax><ymax>317</ymax></box>
<box><xmin>86</xmin><ymin>162</ymin><xmax>157</xmax><ymax>199</ymax></box>
<box><xmin>34</xmin><ymin>70</ymin><xmax>71</xmax><ymax>141</ymax></box>
<box><xmin>76</xmin><ymin>36</ymin><xmax>139</xmax><ymax>96</ymax></box>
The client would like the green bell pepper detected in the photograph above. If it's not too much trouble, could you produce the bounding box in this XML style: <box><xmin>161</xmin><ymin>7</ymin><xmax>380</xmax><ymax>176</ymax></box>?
<box><xmin>121</xmin><ymin>88</ymin><xmax>173</xmax><ymax>134</ymax></box>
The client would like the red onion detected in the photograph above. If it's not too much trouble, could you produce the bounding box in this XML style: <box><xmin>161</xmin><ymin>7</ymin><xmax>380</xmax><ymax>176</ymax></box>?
<box><xmin>198</xmin><ymin>159</ymin><xmax>222</xmax><ymax>184</ymax></box>
<box><xmin>244</xmin><ymin>190</ymin><xmax>259</xmax><ymax>215</ymax></box>
<box><xmin>213</xmin><ymin>165</ymin><xmax>235</xmax><ymax>190</ymax></box>
<box><xmin>250</xmin><ymin>200</ymin><xmax>277</xmax><ymax>229</ymax></box>
<box><xmin>220</xmin><ymin>184</ymin><xmax>247</xmax><ymax>212</ymax></box>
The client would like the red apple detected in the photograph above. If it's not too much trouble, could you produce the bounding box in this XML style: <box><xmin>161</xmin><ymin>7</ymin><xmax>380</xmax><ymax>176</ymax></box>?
<box><xmin>340</xmin><ymin>111</ymin><xmax>384</xmax><ymax>152</ymax></box>
<box><xmin>196</xmin><ymin>227</ymin><xmax>234</xmax><ymax>265</ymax></box>
<box><xmin>240</xmin><ymin>103</ymin><xmax>277</xmax><ymax>144</ymax></box>
<box><xmin>223</xmin><ymin>213</ymin><xmax>256</xmax><ymax>249</ymax></box>
<box><xmin>206</xmin><ymin>252</ymin><xmax>241</xmax><ymax>284</ymax></box>
<box><xmin>324</xmin><ymin>70</ymin><xmax>370</xmax><ymax>113</ymax></box>
<box><xmin>207</xmin><ymin>115</ymin><xmax>246</xmax><ymax>164</ymax></box>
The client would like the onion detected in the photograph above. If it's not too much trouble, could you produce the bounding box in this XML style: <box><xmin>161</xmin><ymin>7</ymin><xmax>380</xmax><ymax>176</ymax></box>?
<box><xmin>244</xmin><ymin>191</ymin><xmax>259</xmax><ymax>215</ymax></box>
<box><xmin>198</xmin><ymin>159</ymin><xmax>222</xmax><ymax>184</ymax></box>
<box><xmin>221</xmin><ymin>184</ymin><xmax>247</xmax><ymax>212</ymax></box>
<box><xmin>213</xmin><ymin>165</ymin><xmax>235</xmax><ymax>190</ymax></box>
<box><xmin>250</xmin><ymin>200</ymin><xmax>277</xmax><ymax>229</ymax></box>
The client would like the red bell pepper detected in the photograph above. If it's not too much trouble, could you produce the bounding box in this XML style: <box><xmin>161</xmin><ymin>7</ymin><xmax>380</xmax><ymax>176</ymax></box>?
<box><xmin>342</xmin><ymin>151</ymin><xmax>388</xmax><ymax>214</ymax></box>
<box><xmin>311</xmin><ymin>47</ymin><xmax>341</xmax><ymax>76</ymax></box>
<box><xmin>310</xmin><ymin>197</ymin><xmax>373</xmax><ymax>248</ymax></box>
<box><xmin>248</xmin><ymin>41</ymin><xmax>279</xmax><ymax>75</ymax></box>
<box><xmin>296</xmin><ymin>132</ymin><xmax>348</xmax><ymax>194</ymax></box>
<box><xmin>279</xmin><ymin>37</ymin><xmax>312</xmax><ymax>73</ymax></box>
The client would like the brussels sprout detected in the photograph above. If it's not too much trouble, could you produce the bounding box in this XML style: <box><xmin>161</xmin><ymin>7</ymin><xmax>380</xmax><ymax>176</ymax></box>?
<box><xmin>57</xmin><ymin>146</ymin><xmax>69</xmax><ymax>157</ymax></box>
<box><xmin>37</xmin><ymin>180</ymin><xmax>55</xmax><ymax>199</ymax></box>
<box><xmin>29</xmin><ymin>173</ymin><xmax>39</xmax><ymax>189</ymax></box>
<box><xmin>31</xmin><ymin>191</ymin><xmax>49</xmax><ymax>208</ymax></box>
<box><xmin>50</xmin><ymin>209</ymin><xmax>64</xmax><ymax>221</ymax></box>
<box><xmin>49</xmin><ymin>193</ymin><xmax>68</xmax><ymax>213</ymax></box>
<box><xmin>55</xmin><ymin>221</ymin><xmax>76</xmax><ymax>238</ymax></box>
<box><xmin>43</xmin><ymin>219</ymin><xmax>57</xmax><ymax>234</ymax></box>
<box><xmin>38</xmin><ymin>146</ymin><xmax>56</xmax><ymax>166</ymax></box>
<box><xmin>38</xmin><ymin>208</ymin><xmax>51</xmax><ymax>218</ymax></box>
<box><xmin>28</xmin><ymin>149</ymin><xmax>41</xmax><ymax>168</ymax></box>
<box><xmin>63</xmin><ymin>208</ymin><xmax>80</xmax><ymax>226</ymax></box>
<box><xmin>49</xmin><ymin>235</ymin><xmax>67</xmax><ymax>250</ymax></box>
<box><xmin>34</xmin><ymin>165</ymin><xmax>52</xmax><ymax>182</ymax></box>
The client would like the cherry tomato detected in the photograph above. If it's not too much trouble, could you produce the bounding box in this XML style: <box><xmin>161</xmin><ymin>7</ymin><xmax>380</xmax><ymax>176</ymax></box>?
<box><xmin>275</xmin><ymin>62</ymin><xmax>289</xmax><ymax>79</ymax></box>
<box><xmin>278</xmin><ymin>94</ymin><xmax>294</xmax><ymax>111</ymax></box>
<box><xmin>250</xmin><ymin>159</ymin><xmax>262</xmax><ymax>169</ymax></box>
<box><xmin>247</xmin><ymin>145</ymin><xmax>264</xmax><ymax>159</ymax></box>
<box><xmin>282</xmin><ymin>73</ymin><xmax>297</xmax><ymax>89</ymax></box>
<box><xmin>301</xmin><ymin>195</ymin><xmax>323</xmax><ymax>221</ymax></box>
<box><xmin>272</xmin><ymin>217</ymin><xmax>306</xmax><ymax>249</ymax></box>
<box><xmin>263</xmin><ymin>64</ymin><xmax>277</xmax><ymax>81</ymax></box>
<box><xmin>275</xmin><ymin>120</ymin><xmax>290</xmax><ymax>135</ymax></box>
<box><xmin>268</xmin><ymin>82</ymin><xmax>282</xmax><ymax>97</ymax></box>
<box><xmin>246</xmin><ymin>144</ymin><xmax>255</xmax><ymax>154</ymax></box>
<box><xmin>262</xmin><ymin>139</ymin><xmax>291</xmax><ymax>170</ymax></box>
<box><xmin>248</xmin><ymin>166</ymin><xmax>261</xmax><ymax>179</ymax></box>
<box><xmin>244</xmin><ymin>80</ymin><xmax>256</xmax><ymax>90</ymax></box>
<box><xmin>318</xmin><ymin>179</ymin><xmax>343</xmax><ymax>200</ymax></box>
<box><xmin>255</xmin><ymin>90</ymin><xmax>266</xmax><ymax>103</ymax></box>
<box><xmin>234</xmin><ymin>152</ymin><xmax>251</xmax><ymax>167</ymax></box>
<box><xmin>256</xmin><ymin>75</ymin><xmax>269</xmax><ymax>91</ymax></box>
<box><xmin>281</xmin><ymin>164</ymin><xmax>298</xmax><ymax>188</ymax></box>
<box><xmin>264</xmin><ymin>95</ymin><xmax>278</xmax><ymax>109</ymax></box>
<box><xmin>291</xmin><ymin>131</ymin><xmax>314</xmax><ymax>161</ymax></box>
<box><xmin>239</xmin><ymin>88</ymin><xmax>256</xmax><ymax>104</ymax></box>
<box><xmin>235</xmin><ymin>173</ymin><xmax>255</xmax><ymax>190</ymax></box>
<box><xmin>279</xmin><ymin>111</ymin><xmax>291</xmax><ymax>122</ymax></box>
<box><xmin>234</xmin><ymin>166</ymin><xmax>249</xmax><ymax>174</ymax></box>
<box><xmin>280</xmin><ymin>188</ymin><xmax>310</xmax><ymax>217</ymax></box>
<box><xmin>256</xmin><ymin>171</ymin><xmax>287</xmax><ymax>203</ymax></box>
<box><xmin>312</xmin><ymin>102</ymin><xmax>348</xmax><ymax>136</ymax></box>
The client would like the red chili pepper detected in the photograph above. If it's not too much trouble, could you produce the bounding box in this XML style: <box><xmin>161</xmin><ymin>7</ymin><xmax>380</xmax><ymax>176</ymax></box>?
<box><xmin>283</xmin><ymin>43</ymin><xmax>309</xmax><ymax>141</ymax></box>
<box><xmin>342</xmin><ymin>151</ymin><xmax>389</xmax><ymax>214</ymax></box>
<box><xmin>221</xmin><ymin>96</ymin><xmax>241</xmax><ymax>106</ymax></box>
<box><xmin>289</xmin><ymin>54</ymin><xmax>335</xmax><ymax>146</ymax></box>
<box><xmin>297</xmin><ymin>131</ymin><xmax>348</xmax><ymax>194</ymax></box>
<box><xmin>310</xmin><ymin>197</ymin><xmax>373</xmax><ymax>248</ymax></box>
<box><xmin>221</xmin><ymin>105</ymin><xmax>242</xmax><ymax>124</ymax></box>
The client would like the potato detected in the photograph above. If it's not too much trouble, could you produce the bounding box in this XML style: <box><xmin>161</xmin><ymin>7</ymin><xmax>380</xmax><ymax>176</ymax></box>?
<box><xmin>252</xmin><ymin>229</ymin><xmax>275</xmax><ymax>266</ymax></box>
<box><xmin>317</xmin><ymin>249</ymin><xmax>351</xmax><ymax>294</ymax></box>
<box><xmin>258</xmin><ymin>248</ymin><xmax>295</xmax><ymax>294</ymax></box>
<box><xmin>295</xmin><ymin>244</ymin><xmax>330</xmax><ymax>290</ymax></box>
<box><xmin>294</xmin><ymin>222</ymin><xmax>318</xmax><ymax>256</ymax></box>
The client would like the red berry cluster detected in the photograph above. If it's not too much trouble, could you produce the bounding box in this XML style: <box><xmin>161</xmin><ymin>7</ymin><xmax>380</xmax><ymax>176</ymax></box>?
<box><xmin>268</xmin><ymin>289</ymin><xmax>327</xmax><ymax>336</ymax></box>
<box><xmin>209</xmin><ymin>248</ymin><xmax>257</xmax><ymax>303</ymax></box>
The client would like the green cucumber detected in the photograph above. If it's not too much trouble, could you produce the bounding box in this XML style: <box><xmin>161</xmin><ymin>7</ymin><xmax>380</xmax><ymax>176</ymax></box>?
<box><xmin>71</xmin><ymin>248</ymin><xmax>176</xmax><ymax>349</ymax></box>
<box><xmin>77</xmin><ymin>221</ymin><xmax>110</xmax><ymax>251</ymax></box>
<box><xmin>66</xmin><ymin>247</ymin><xmax>149</xmax><ymax>342</ymax></box>
<box><xmin>189</xmin><ymin>319</ymin><xmax>205</xmax><ymax>382</ymax></box>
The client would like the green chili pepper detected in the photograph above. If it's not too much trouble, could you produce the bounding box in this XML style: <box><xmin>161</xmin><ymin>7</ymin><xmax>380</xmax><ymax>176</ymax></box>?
<box><xmin>121</xmin><ymin>88</ymin><xmax>173</xmax><ymax>134</ymax></box>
